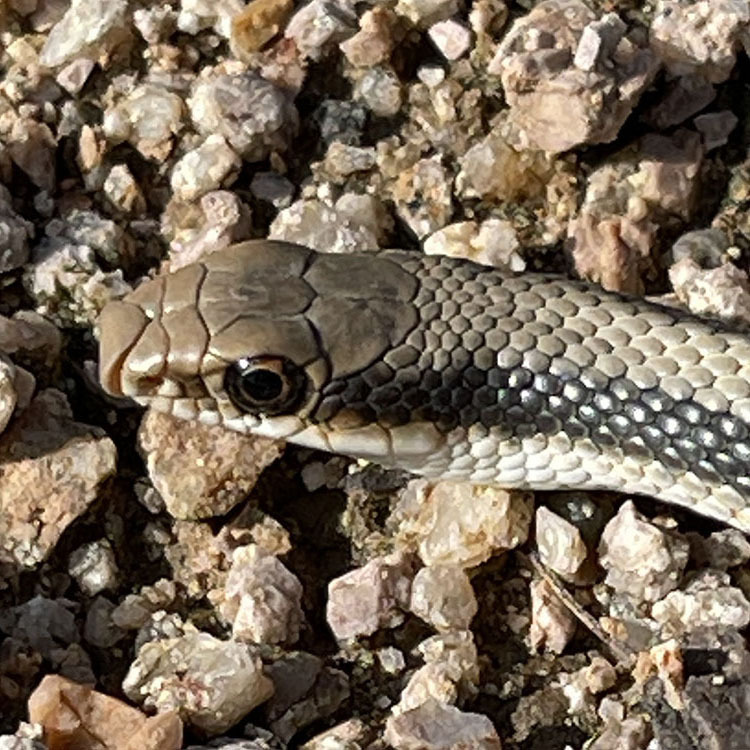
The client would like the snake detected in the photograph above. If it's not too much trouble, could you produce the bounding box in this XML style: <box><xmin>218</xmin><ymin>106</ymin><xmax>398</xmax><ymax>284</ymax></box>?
<box><xmin>98</xmin><ymin>240</ymin><xmax>750</xmax><ymax>532</ymax></box>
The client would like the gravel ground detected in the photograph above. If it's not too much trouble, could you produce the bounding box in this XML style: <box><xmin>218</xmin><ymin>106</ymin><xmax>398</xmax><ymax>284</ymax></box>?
<box><xmin>2</xmin><ymin>0</ymin><xmax>750</xmax><ymax>748</ymax></box>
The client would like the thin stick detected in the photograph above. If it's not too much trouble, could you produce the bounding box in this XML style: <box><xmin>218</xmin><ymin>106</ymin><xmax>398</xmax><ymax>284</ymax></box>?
<box><xmin>519</xmin><ymin>551</ymin><xmax>635</xmax><ymax>667</ymax></box>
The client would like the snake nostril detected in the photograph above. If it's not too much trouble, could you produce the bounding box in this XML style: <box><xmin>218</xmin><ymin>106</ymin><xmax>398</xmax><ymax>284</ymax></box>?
<box><xmin>143</xmin><ymin>376</ymin><xmax>167</xmax><ymax>393</ymax></box>
<box><xmin>135</xmin><ymin>376</ymin><xmax>188</xmax><ymax>398</ymax></box>
<box><xmin>121</xmin><ymin>374</ymin><xmax>164</xmax><ymax>397</ymax></box>
<box><xmin>127</xmin><ymin>374</ymin><xmax>209</xmax><ymax>400</ymax></box>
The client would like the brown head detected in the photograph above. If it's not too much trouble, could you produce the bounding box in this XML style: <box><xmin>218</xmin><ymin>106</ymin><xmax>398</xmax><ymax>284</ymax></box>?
<box><xmin>98</xmin><ymin>240</ymin><xmax>429</xmax><ymax>460</ymax></box>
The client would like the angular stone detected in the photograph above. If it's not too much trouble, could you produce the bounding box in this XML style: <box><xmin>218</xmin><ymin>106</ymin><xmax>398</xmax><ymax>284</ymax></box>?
<box><xmin>385</xmin><ymin>699</ymin><xmax>502</xmax><ymax>749</ymax></box>
<box><xmin>39</xmin><ymin>0</ymin><xmax>130</xmax><ymax>68</ymax></box>
<box><xmin>28</xmin><ymin>675</ymin><xmax>182</xmax><ymax>750</ymax></box>
<box><xmin>393</xmin><ymin>480</ymin><xmax>533</xmax><ymax>568</ymax></box>
<box><xmin>170</xmin><ymin>135</ymin><xmax>241</xmax><ymax>201</ymax></box>
<box><xmin>651</xmin><ymin>0</ymin><xmax>750</xmax><ymax>84</ymax></box>
<box><xmin>138</xmin><ymin>409</ymin><xmax>283</xmax><ymax>520</ymax></box>
<box><xmin>535</xmin><ymin>506</ymin><xmax>588</xmax><ymax>580</ymax></box>
<box><xmin>230</xmin><ymin>0</ymin><xmax>293</xmax><ymax>58</ymax></box>
<box><xmin>489</xmin><ymin>0</ymin><xmax>658</xmax><ymax>152</ymax></box>
<box><xmin>284</xmin><ymin>0</ymin><xmax>356</xmax><ymax>60</ymax></box>
<box><xmin>189</xmin><ymin>70</ymin><xmax>298</xmax><ymax>161</ymax></box>
<box><xmin>409</xmin><ymin>566</ymin><xmax>478</xmax><ymax>631</ymax></box>
<box><xmin>326</xmin><ymin>552</ymin><xmax>414</xmax><ymax>640</ymax></box>
<box><xmin>0</xmin><ymin>390</ymin><xmax>116</xmax><ymax>568</ymax></box>
<box><xmin>218</xmin><ymin>544</ymin><xmax>303</xmax><ymax>645</ymax></box>
<box><xmin>599</xmin><ymin>501</ymin><xmax>689</xmax><ymax>604</ymax></box>
<box><xmin>123</xmin><ymin>631</ymin><xmax>273</xmax><ymax>735</ymax></box>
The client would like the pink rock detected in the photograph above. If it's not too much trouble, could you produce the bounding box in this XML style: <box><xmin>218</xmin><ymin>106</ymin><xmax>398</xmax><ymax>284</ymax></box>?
<box><xmin>326</xmin><ymin>552</ymin><xmax>414</xmax><ymax>640</ymax></box>
<box><xmin>651</xmin><ymin>0</ymin><xmax>750</xmax><ymax>84</ymax></box>
<box><xmin>385</xmin><ymin>698</ymin><xmax>502</xmax><ymax>749</ymax></box>
<box><xmin>219</xmin><ymin>544</ymin><xmax>303</xmax><ymax>645</ymax></box>
<box><xmin>489</xmin><ymin>0</ymin><xmax>657</xmax><ymax>152</ymax></box>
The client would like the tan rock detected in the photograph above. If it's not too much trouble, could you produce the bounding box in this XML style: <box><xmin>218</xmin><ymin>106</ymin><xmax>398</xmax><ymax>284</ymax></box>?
<box><xmin>103</xmin><ymin>164</ymin><xmax>146</xmax><ymax>214</ymax></box>
<box><xmin>188</xmin><ymin>69</ymin><xmax>298</xmax><ymax>161</ymax></box>
<box><xmin>428</xmin><ymin>19</ymin><xmax>472</xmax><ymax>61</ymax></box>
<box><xmin>568</xmin><ymin>205</ymin><xmax>654</xmax><ymax>294</ymax></box>
<box><xmin>102</xmin><ymin>84</ymin><xmax>185</xmax><ymax>161</ymax></box>
<box><xmin>39</xmin><ymin>0</ymin><xmax>131</xmax><ymax>68</ymax></box>
<box><xmin>163</xmin><ymin>190</ymin><xmax>253</xmax><ymax>266</ymax></box>
<box><xmin>133</xmin><ymin>6</ymin><xmax>177</xmax><ymax>43</ymax></box>
<box><xmin>670</xmin><ymin>258</ymin><xmax>750</xmax><ymax>326</ymax></box>
<box><xmin>651</xmin><ymin>572</ymin><xmax>750</xmax><ymax>638</ymax></box>
<box><xmin>393</xmin><ymin>480</ymin><xmax>533</xmax><ymax>568</ymax></box>
<box><xmin>170</xmin><ymin>134</ymin><xmax>241</xmax><ymax>201</ymax></box>
<box><xmin>535</xmin><ymin>506</ymin><xmax>588</xmax><ymax>580</ymax></box>
<box><xmin>455</xmin><ymin>131</ymin><xmax>556</xmax><ymax>202</ymax></box>
<box><xmin>166</xmin><ymin>519</ymin><xmax>230</xmax><ymax>597</ymax></box>
<box><xmin>0</xmin><ymin>389</ymin><xmax>117</xmax><ymax>567</ymax></box>
<box><xmin>7</xmin><ymin>119</ymin><xmax>56</xmax><ymax>191</ymax></box>
<box><xmin>569</xmin><ymin>130</ymin><xmax>703</xmax><ymax>293</ymax></box>
<box><xmin>138</xmin><ymin>409</ymin><xmax>283</xmax><ymax>520</ymax></box>
<box><xmin>177</xmin><ymin>0</ymin><xmax>245</xmax><ymax>38</ymax></box>
<box><xmin>230</xmin><ymin>0</ymin><xmax>293</xmax><ymax>59</ymax></box>
<box><xmin>254</xmin><ymin>36</ymin><xmax>307</xmax><ymax>92</ymax></box>
<box><xmin>269</xmin><ymin>197</ymin><xmax>383</xmax><ymax>253</ymax></box>
<box><xmin>423</xmin><ymin>219</ymin><xmax>525</xmax><ymax>271</ymax></box>
<box><xmin>599</xmin><ymin>501</ymin><xmax>689</xmax><ymax>604</ymax></box>
<box><xmin>28</xmin><ymin>674</ymin><xmax>182</xmax><ymax>750</ymax></box>
<box><xmin>300</xmin><ymin>719</ymin><xmax>371</xmax><ymax>749</ymax></box>
<box><xmin>395</xmin><ymin>631</ymin><xmax>480</xmax><ymax>714</ymax></box>
<box><xmin>78</xmin><ymin>124</ymin><xmax>104</xmax><ymax>172</ymax></box>
<box><xmin>320</xmin><ymin>142</ymin><xmax>377</xmax><ymax>180</ymax></box>
<box><xmin>528</xmin><ymin>578</ymin><xmax>577</xmax><ymax>654</ymax></box>
<box><xmin>55</xmin><ymin>57</ymin><xmax>95</xmax><ymax>94</ymax></box>
<box><xmin>395</xmin><ymin>0</ymin><xmax>459</xmax><ymax>28</ymax></box>
<box><xmin>354</xmin><ymin>65</ymin><xmax>403</xmax><ymax>118</ymax></box>
<box><xmin>638</xmin><ymin>131</ymin><xmax>703</xmax><ymax>219</ymax></box>
<box><xmin>284</xmin><ymin>0</ymin><xmax>357</xmax><ymax>61</ymax></box>
<box><xmin>562</xmin><ymin>656</ymin><xmax>618</xmax><ymax>713</ymax></box>
<box><xmin>409</xmin><ymin>566</ymin><xmax>478</xmax><ymax>631</ymax></box>
<box><xmin>391</xmin><ymin>155</ymin><xmax>452</xmax><ymax>238</ymax></box>
<box><xmin>385</xmin><ymin>698</ymin><xmax>502</xmax><ymax>749</ymax></box>
<box><xmin>340</xmin><ymin>7</ymin><xmax>397</xmax><ymax>67</ymax></box>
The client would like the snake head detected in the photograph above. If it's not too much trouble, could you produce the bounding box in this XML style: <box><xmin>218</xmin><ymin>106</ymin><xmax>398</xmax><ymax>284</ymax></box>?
<box><xmin>98</xmin><ymin>240</ymin><xmax>432</xmax><ymax>461</ymax></box>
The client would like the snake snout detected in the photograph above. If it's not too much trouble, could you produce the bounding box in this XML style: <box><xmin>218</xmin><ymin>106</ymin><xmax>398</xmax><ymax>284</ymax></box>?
<box><xmin>98</xmin><ymin>300</ymin><xmax>163</xmax><ymax>398</ymax></box>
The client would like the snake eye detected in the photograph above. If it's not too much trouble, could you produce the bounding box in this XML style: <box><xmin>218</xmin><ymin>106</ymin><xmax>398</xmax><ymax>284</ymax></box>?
<box><xmin>224</xmin><ymin>355</ymin><xmax>306</xmax><ymax>416</ymax></box>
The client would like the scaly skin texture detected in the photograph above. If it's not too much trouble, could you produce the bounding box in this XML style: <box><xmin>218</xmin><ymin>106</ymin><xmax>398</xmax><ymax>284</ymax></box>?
<box><xmin>99</xmin><ymin>240</ymin><xmax>750</xmax><ymax>531</ymax></box>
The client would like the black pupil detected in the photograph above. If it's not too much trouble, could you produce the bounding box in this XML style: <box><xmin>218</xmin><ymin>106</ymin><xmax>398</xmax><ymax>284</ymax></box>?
<box><xmin>242</xmin><ymin>368</ymin><xmax>283</xmax><ymax>401</ymax></box>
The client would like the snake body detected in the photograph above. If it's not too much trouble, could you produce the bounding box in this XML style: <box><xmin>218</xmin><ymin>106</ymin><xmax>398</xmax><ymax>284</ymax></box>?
<box><xmin>99</xmin><ymin>240</ymin><xmax>750</xmax><ymax>531</ymax></box>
